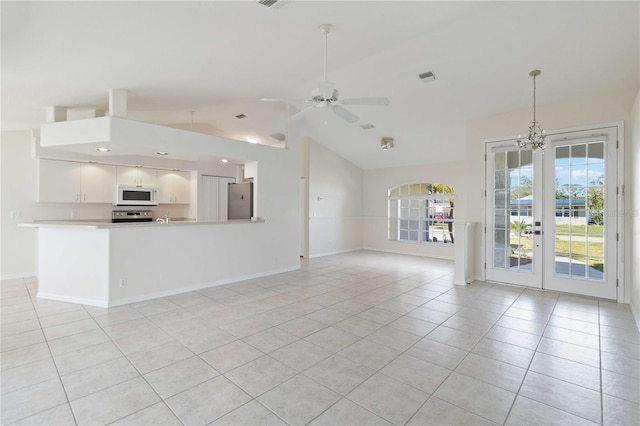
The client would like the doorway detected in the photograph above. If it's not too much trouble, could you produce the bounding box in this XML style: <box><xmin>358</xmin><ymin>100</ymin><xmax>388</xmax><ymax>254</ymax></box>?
<box><xmin>485</xmin><ymin>126</ymin><xmax>620</xmax><ymax>299</ymax></box>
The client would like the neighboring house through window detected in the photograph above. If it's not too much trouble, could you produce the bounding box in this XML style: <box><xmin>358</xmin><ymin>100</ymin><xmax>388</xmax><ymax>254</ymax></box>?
<box><xmin>388</xmin><ymin>183</ymin><xmax>455</xmax><ymax>244</ymax></box>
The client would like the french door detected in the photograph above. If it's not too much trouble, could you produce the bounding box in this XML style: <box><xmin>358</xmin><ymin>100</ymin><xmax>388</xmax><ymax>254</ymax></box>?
<box><xmin>485</xmin><ymin>127</ymin><xmax>618</xmax><ymax>299</ymax></box>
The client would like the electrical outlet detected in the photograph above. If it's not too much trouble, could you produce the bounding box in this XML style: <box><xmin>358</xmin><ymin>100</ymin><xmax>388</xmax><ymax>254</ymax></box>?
<box><xmin>70</xmin><ymin>210</ymin><xmax>77</xmax><ymax>218</ymax></box>
<box><xmin>119</xmin><ymin>279</ymin><xmax>126</xmax><ymax>287</ymax></box>
<box><xmin>10</xmin><ymin>211</ymin><xmax>15</xmax><ymax>219</ymax></box>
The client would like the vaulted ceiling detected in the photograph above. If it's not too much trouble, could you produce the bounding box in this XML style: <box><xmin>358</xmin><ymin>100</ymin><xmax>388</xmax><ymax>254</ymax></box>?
<box><xmin>2</xmin><ymin>1</ymin><xmax>638</xmax><ymax>169</ymax></box>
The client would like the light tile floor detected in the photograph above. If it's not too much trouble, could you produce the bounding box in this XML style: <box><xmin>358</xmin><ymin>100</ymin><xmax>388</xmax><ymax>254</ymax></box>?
<box><xmin>2</xmin><ymin>250</ymin><xmax>639</xmax><ymax>425</ymax></box>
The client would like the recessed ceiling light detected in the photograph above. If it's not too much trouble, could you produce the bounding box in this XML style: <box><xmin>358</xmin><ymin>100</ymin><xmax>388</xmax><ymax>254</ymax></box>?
<box><xmin>96</xmin><ymin>147</ymin><xmax>110</xmax><ymax>152</ymax></box>
<box><xmin>171</xmin><ymin>168</ymin><xmax>180</xmax><ymax>171</ymax></box>
<box><xmin>88</xmin><ymin>161</ymin><xmax>97</xmax><ymax>163</ymax></box>
<box><xmin>360</xmin><ymin>123</ymin><xmax>375</xmax><ymax>130</ymax></box>
<box><xmin>135</xmin><ymin>165</ymin><xmax>142</xmax><ymax>168</ymax></box>
<box><xmin>220</xmin><ymin>159</ymin><xmax>229</xmax><ymax>163</ymax></box>
<box><xmin>247</xmin><ymin>138</ymin><xmax>258</xmax><ymax>144</ymax></box>
<box><xmin>156</xmin><ymin>151</ymin><xmax>169</xmax><ymax>155</ymax></box>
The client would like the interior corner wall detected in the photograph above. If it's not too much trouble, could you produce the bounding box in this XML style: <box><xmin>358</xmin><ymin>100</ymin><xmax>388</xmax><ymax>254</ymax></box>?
<box><xmin>1</xmin><ymin>131</ymin><xmax>38</xmax><ymax>278</ymax></box>
<box><xmin>628</xmin><ymin>89</ymin><xmax>640</xmax><ymax>329</ymax></box>
<box><xmin>307</xmin><ymin>139</ymin><xmax>363</xmax><ymax>257</ymax></box>
<box><xmin>362</xmin><ymin>161</ymin><xmax>467</xmax><ymax>259</ymax></box>
<box><xmin>465</xmin><ymin>89</ymin><xmax>636</xmax><ymax>285</ymax></box>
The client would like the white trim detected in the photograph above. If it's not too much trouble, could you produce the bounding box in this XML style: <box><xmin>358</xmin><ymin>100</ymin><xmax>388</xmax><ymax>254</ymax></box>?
<box><xmin>37</xmin><ymin>292</ymin><xmax>109</xmax><ymax>308</ymax></box>
<box><xmin>362</xmin><ymin>246</ymin><xmax>453</xmax><ymax>261</ymax></box>
<box><xmin>1</xmin><ymin>272</ymin><xmax>37</xmax><ymax>280</ymax></box>
<box><xmin>308</xmin><ymin>247</ymin><xmax>363</xmax><ymax>259</ymax></box>
<box><xmin>37</xmin><ymin>265</ymin><xmax>300</xmax><ymax>308</ymax></box>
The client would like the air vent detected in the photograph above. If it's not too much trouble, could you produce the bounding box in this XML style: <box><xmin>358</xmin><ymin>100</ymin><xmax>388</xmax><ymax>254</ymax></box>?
<box><xmin>258</xmin><ymin>0</ymin><xmax>279</xmax><ymax>7</ymax></box>
<box><xmin>235</xmin><ymin>114</ymin><xmax>247</xmax><ymax>119</ymax></box>
<box><xmin>359</xmin><ymin>123</ymin><xmax>375</xmax><ymax>130</ymax></box>
<box><xmin>270</xmin><ymin>132</ymin><xmax>286</xmax><ymax>142</ymax></box>
<box><xmin>418</xmin><ymin>71</ymin><xmax>436</xmax><ymax>82</ymax></box>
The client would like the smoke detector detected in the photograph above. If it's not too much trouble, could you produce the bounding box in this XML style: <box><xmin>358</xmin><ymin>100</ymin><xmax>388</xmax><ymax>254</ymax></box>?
<box><xmin>381</xmin><ymin>137</ymin><xmax>394</xmax><ymax>151</ymax></box>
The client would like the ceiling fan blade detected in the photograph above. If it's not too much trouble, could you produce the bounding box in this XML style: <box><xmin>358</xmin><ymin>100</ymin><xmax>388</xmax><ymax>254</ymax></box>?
<box><xmin>339</xmin><ymin>97</ymin><xmax>390</xmax><ymax>106</ymax></box>
<box><xmin>261</xmin><ymin>98</ymin><xmax>311</xmax><ymax>103</ymax></box>
<box><xmin>331</xmin><ymin>105</ymin><xmax>359</xmax><ymax>123</ymax></box>
<box><xmin>288</xmin><ymin>104</ymin><xmax>317</xmax><ymax>121</ymax></box>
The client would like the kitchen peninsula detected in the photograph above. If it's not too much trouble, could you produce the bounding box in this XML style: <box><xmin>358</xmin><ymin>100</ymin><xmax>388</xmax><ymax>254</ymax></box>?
<box><xmin>20</xmin><ymin>218</ymin><xmax>294</xmax><ymax>308</ymax></box>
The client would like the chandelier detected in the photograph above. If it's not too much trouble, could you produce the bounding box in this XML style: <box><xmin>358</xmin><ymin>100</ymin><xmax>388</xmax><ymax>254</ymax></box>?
<box><xmin>517</xmin><ymin>70</ymin><xmax>547</xmax><ymax>151</ymax></box>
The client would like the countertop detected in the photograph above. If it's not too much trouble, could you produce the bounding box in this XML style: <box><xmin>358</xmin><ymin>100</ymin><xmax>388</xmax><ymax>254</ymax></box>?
<box><xmin>19</xmin><ymin>218</ymin><xmax>264</xmax><ymax>229</ymax></box>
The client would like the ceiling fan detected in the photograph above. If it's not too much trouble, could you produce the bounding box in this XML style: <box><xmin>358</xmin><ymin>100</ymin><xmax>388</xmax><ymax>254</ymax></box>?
<box><xmin>262</xmin><ymin>24</ymin><xmax>390</xmax><ymax>123</ymax></box>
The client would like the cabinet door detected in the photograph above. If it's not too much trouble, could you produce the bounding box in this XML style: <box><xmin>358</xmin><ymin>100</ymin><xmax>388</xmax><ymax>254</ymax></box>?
<box><xmin>173</xmin><ymin>171</ymin><xmax>191</xmax><ymax>204</ymax></box>
<box><xmin>116</xmin><ymin>166</ymin><xmax>139</xmax><ymax>186</ymax></box>
<box><xmin>157</xmin><ymin>170</ymin><xmax>173</xmax><ymax>204</ymax></box>
<box><xmin>81</xmin><ymin>163</ymin><xmax>117</xmax><ymax>203</ymax></box>
<box><xmin>218</xmin><ymin>177</ymin><xmax>236</xmax><ymax>220</ymax></box>
<box><xmin>202</xmin><ymin>176</ymin><xmax>219</xmax><ymax>221</ymax></box>
<box><xmin>138</xmin><ymin>168</ymin><xmax>157</xmax><ymax>187</ymax></box>
<box><xmin>38</xmin><ymin>159</ymin><xmax>81</xmax><ymax>202</ymax></box>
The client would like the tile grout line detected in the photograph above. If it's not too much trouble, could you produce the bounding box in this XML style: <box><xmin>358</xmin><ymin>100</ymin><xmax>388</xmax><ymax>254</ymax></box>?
<box><xmin>15</xmin><ymin>277</ymin><xmax>80</xmax><ymax>426</ymax></box>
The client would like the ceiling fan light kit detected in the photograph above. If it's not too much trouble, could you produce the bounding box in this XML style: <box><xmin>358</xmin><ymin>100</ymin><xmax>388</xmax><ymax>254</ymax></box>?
<box><xmin>263</xmin><ymin>23</ymin><xmax>390</xmax><ymax>123</ymax></box>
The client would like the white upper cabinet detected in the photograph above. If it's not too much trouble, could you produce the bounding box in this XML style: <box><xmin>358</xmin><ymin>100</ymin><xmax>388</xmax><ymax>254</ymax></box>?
<box><xmin>157</xmin><ymin>170</ymin><xmax>190</xmax><ymax>204</ymax></box>
<box><xmin>38</xmin><ymin>159</ymin><xmax>81</xmax><ymax>202</ymax></box>
<box><xmin>38</xmin><ymin>159</ymin><xmax>116</xmax><ymax>203</ymax></box>
<box><xmin>116</xmin><ymin>166</ymin><xmax>157</xmax><ymax>187</ymax></box>
<box><xmin>81</xmin><ymin>163</ymin><xmax>117</xmax><ymax>203</ymax></box>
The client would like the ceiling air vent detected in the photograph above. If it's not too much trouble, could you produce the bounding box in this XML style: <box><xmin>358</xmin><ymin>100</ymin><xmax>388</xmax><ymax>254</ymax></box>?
<box><xmin>270</xmin><ymin>132</ymin><xmax>286</xmax><ymax>142</ymax></box>
<box><xmin>235</xmin><ymin>114</ymin><xmax>247</xmax><ymax>119</ymax></box>
<box><xmin>359</xmin><ymin>123</ymin><xmax>375</xmax><ymax>130</ymax></box>
<box><xmin>418</xmin><ymin>71</ymin><xmax>436</xmax><ymax>82</ymax></box>
<box><xmin>258</xmin><ymin>0</ymin><xmax>279</xmax><ymax>7</ymax></box>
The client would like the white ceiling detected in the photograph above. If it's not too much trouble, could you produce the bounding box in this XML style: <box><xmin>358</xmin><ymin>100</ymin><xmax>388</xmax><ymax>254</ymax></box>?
<box><xmin>2</xmin><ymin>1</ymin><xmax>638</xmax><ymax>169</ymax></box>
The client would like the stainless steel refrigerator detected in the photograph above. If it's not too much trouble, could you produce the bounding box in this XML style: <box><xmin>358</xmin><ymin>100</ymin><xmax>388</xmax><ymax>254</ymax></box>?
<box><xmin>228</xmin><ymin>182</ymin><xmax>253</xmax><ymax>220</ymax></box>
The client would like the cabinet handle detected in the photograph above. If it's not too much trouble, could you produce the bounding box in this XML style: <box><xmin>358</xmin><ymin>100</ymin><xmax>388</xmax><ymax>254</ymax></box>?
<box><xmin>76</xmin><ymin>194</ymin><xmax>79</xmax><ymax>201</ymax></box>
<box><xmin>83</xmin><ymin>194</ymin><xmax>86</xmax><ymax>201</ymax></box>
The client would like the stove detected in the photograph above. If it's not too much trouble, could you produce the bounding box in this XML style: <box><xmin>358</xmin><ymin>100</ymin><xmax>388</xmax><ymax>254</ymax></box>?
<box><xmin>112</xmin><ymin>210</ymin><xmax>153</xmax><ymax>223</ymax></box>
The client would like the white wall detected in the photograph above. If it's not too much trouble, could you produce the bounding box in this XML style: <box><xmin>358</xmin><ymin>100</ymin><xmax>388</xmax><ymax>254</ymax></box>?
<box><xmin>307</xmin><ymin>139</ymin><xmax>363</xmax><ymax>257</ymax></box>
<box><xmin>465</xmin><ymin>89</ymin><xmax>636</xmax><ymax>296</ymax></box>
<box><xmin>629</xmin><ymin>89</ymin><xmax>640</xmax><ymax>328</ymax></box>
<box><xmin>363</xmin><ymin>161</ymin><xmax>467</xmax><ymax>259</ymax></box>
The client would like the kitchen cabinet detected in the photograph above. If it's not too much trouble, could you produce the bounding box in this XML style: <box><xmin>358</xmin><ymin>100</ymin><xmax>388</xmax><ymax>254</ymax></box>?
<box><xmin>116</xmin><ymin>166</ymin><xmax>157</xmax><ymax>187</ymax></box>
<box><xmin>38</xmin><ymin>159</ymin><xmax>116</xmax><ymax>203</ymax></box>
<box><xmin>158</xmin><ymin>170</ymin><xmax>190</xmax><ymax>204</ymax></box>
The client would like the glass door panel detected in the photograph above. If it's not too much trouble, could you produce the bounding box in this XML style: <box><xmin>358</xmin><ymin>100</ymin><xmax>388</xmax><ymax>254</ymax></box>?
<box><xmin>544</xmin><ymin>132</ymin><xmax>617</xmax><ymax>299</ymax></box>
<box><xmin>485</xmin><ymin>144</ymin><xmax>542</xmax><ymax>288</ymax></box>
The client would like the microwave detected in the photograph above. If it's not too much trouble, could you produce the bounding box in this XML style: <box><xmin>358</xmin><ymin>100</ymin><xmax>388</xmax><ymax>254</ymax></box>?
<box><xmin>115</xmin><ymin>185</ymin><xmax>158</xmax><ymax>206</ymax></box>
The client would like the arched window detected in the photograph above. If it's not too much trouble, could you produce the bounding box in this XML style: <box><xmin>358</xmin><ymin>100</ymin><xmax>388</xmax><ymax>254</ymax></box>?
<box><xmin>388</xmin><ymin>183</ymin><xmax>455</xmax><ymax>244</ymax></box>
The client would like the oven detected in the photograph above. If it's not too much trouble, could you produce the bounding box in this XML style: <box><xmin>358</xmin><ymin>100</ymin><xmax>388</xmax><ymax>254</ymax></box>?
<box><xmin>112</xmin><ymin>210</ymin><xmax>153</xmax><ymax>223</ymax></box>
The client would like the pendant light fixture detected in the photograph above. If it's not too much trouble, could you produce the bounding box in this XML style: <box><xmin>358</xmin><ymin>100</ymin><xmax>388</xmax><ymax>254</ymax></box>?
<box><xmin>517</xmin><ymin>70</ymin><xmax>547</xmax><ymax>151</ymax></box>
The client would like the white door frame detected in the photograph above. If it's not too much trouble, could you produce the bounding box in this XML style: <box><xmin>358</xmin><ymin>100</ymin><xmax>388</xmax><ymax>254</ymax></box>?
<box><xmin>482</xmin><ymin>121</ymin><xmax>625</xmax><ymax>302</ymax></box>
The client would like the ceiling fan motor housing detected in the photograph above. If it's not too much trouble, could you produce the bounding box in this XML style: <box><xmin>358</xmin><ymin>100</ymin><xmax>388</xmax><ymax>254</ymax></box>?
<box><xmin>313</xmin><ymin>81</ymin><xmax>339</xmax><ymax>102</ymax></box>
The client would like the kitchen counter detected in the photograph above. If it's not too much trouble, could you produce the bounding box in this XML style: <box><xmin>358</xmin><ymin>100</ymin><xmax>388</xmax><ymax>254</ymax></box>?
<box><xmin>24</xmin><ymin>216</ymin><xmax>294</xmax><ymax>308</ymax></box>
<box><xmin>20</xmin><ymin>218</ymin><xmax>264</xmax><ymax>229</ymax></box>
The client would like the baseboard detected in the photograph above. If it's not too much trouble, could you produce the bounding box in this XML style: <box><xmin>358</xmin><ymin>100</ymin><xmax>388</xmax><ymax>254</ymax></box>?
<box><xmin>1</xmin><ymin>272</ymin><xmax>37</xmax><ymax>281</ymax></box>
<box><xmin>631</xmin><ymin>300</ymin><xmax>640</xmax><ymax>333</ymax></box>
<box><xmin>308</xmin><ymin>247</ymin><xmax>363</xmax><ymax>259</ymax></box>
<box><xmin>362</xmin><ymin>246</ymin><xmax>453</xmax><ymax>261</ymax></box>
<box><xmin>37</xmin><ymin>292</ymin><xmax>109</xmax><ymax>308</ymax></box>
<box><xmin>108</xmin><ymin>264</ymin><xmax>301</xmax><ymax>307</ymax></box>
